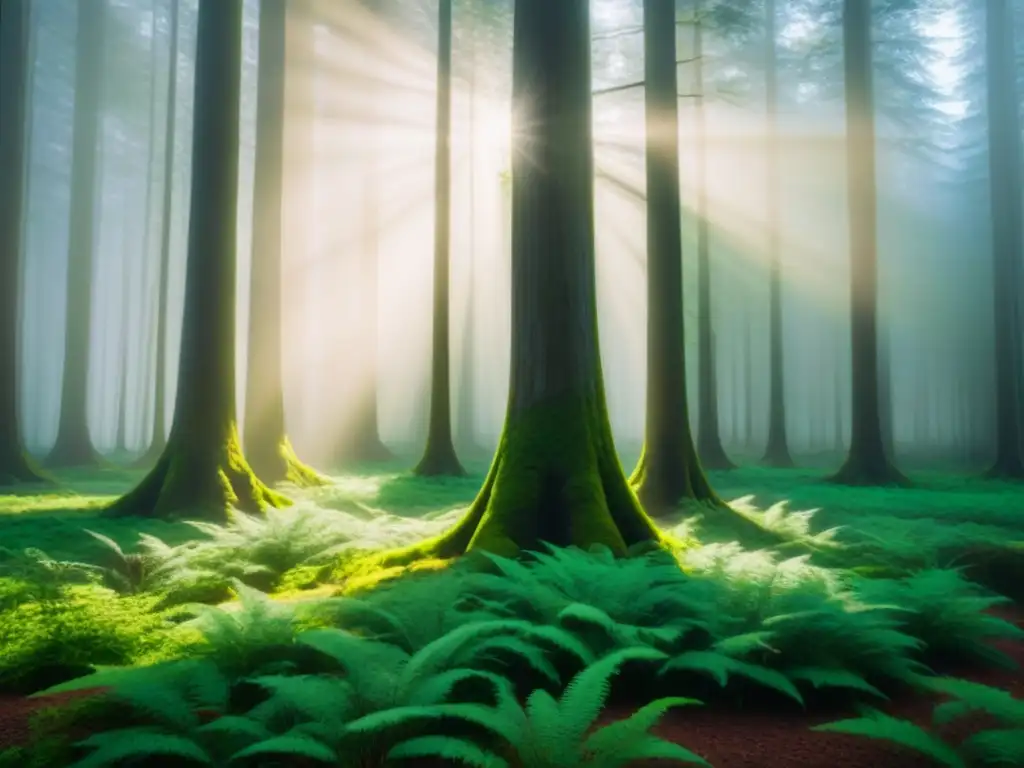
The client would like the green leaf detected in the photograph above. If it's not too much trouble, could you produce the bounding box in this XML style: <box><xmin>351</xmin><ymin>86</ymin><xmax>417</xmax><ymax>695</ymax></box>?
<box><xmin>813</xmin><ymin>709</ymin><xmax>966</xmax><ymax>768</ymax></box>
<box><xmin>228</xmin><ymin>734</ymin><xmax>338</xmax><ymax>764</ymax></box>
<box><xmin>387</xmin><ymin>735</ymin><xmax>508</xmax><ymax>767</ymax></box>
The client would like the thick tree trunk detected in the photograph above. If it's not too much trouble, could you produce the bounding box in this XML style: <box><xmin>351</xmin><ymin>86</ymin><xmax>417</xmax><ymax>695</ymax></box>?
<box><xmin>693</xmin><ymin>11</ymin><xmax>734</xmax><ymax>471</ymax></box>
<box><xmin>114</xmin><ymin>216</ymin><xmax>133</xmax><ymax>454</ymax></box>
<box><xmin>761</xmin><ymin>0</ymin><xmax>794</xmax><ymax>469</ymax></box>
<box><xmin>0</xmin><ymin>0</ymin><xmax>49</xmax><ymax>485</ymax></box>
<box><xmin>105</xmin><ymin>0</ymin><xmax>289</xmax><ymax>521</ymax></box>
<box><xmin>47</xmin><ymin>0</ymin><xmax>106</xmax><ymax>469</ymax></box>
<box><xmin>630</xmin><ymin>0</ymin><xmax>720</xmax><ymax>511</ymax></box>
<box><xmin>831</xmin><ymin>0</ymin><xmax>908</xmax><ymax>486</ymax></box>
<box><xmin>135</xmin><ymin>0</ymin><xmax>180</xmax><ymax>469</ymax></box>
<box><xmin>415</xmin><ymin>0</ymin><xmax>465</xmax><ymax>476</ymax></box>
<box><xmin>381</xmin><ymin>0</ymin><xmax>662</xmax><ymax>563</ymax></box>
<box><xmin>243</xmin><ymin>0</ymin><xmax>324</xmax><ymax>487</ymax></box>
<box><xmin>984</xmin><ymin>0</ymin><xmax>1024</xmax><ymax>478</ymax></box>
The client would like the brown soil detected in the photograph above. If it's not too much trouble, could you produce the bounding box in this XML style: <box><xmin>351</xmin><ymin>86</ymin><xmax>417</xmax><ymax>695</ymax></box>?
<box><xmin>1</xmin><ymin>607</ymin><xmax>1022</xmax><ymax>767</ymax></box>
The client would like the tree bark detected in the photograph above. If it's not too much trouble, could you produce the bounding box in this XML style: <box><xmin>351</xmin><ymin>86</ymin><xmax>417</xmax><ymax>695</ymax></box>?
<box><xmin>830</xmin><ymin>0</ymin><xmax>908</xmax><ymax>486</ymax></box>
<box><xmin>46</xmin><ymin>0</ymin><xmax>107</xmax><ymax>469</ymax></box>
<box><xmin>693</xmin><ymin>8</ymin><xmax>734</xmax><ymax>471</ymax></box>
<box><xmin>105</xmin><ymin>0</ymin><xmax>290</xmax><ymax>521</ymax></box>
<box><xmin>135</xmin><ymin>0</ymin><xmax>180</xmax><ymax>468</ymax></box>
<box><xmin>415</xmin><ymin>0</ymin><xmax>465</xmax><ymax>476</ymax></box>
<box><xmin>243</xmin><ymin>0</ymin><xmax>325</xmax><ymax>486</ymax></box>
<box><xmin>630</xmin><ymin>0</ymin><xmax>720</xmax><ymax>512</ymax></box>
<box><xmin>381</xmin><ymin>0</ymin><xmax>662</xmax><ymax>563</ymax></box>
<box><xmin>761</xmin><ymin>0</ymin><xmax>794</xmax><ymax>468</ymax></box>
<box><xmin>0</xmin><ymin>0</ymin><xmax>49</xmax><ymax>485</ymax></box>
<box><xmin>983</xmin><ymin>0</ymin><xmax>1024</xmax><ymax>478</ymax></box>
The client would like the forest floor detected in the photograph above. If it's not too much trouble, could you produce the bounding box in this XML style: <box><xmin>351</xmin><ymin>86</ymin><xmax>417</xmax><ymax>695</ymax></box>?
<box><xmin>1</xmin><ymin>455</ymin><xmax>1023</xmax><ymax>766</ymax></box>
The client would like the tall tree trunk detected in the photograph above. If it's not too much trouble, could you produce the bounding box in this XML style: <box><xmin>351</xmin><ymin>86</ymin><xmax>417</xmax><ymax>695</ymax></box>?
<box><xmin>46</xmin><ymin>0</ymin><xmax>107</xmax><ymax>469</ymax></box>
<box><xmin>135</xmin><ymin>0</ymin><xmax>180</xmax><ymax>468</ymax></box>
<box><xmin>743</xmin><ymin>301</ymin><xmax>753</xmax><ymax>450</ymax></box>
<box><xmin>630</xmin><ymin>0</ymin><xmax>720</xmax><ymax>511</ymax></box>
<box><xmin>382</xmin><ymin>0</ymin><xmax>662</xmax><ymax>563</ymax></box>
<box><xmin>693</xmin><ymin>7</ymin><xmax>734</xmax><ymax>470</ymax></box>
<box><xmin>114</xmin><ymin>214</ymin><xmax>133</xmax><ymax>453</ymax></box>
<box><xmin>105</xmin><ymin>0</ymin><xmax>290</xmax><ymax>521</ymax></box>
<box><xmin>878</xmin><ymin>321</ymin><xmax>894</xmax><ymax>458</ymax></box>
<box><xmin>336</xmin><ymin>137</ymin><xmax>392</xmax><ymax>464</ymax></box>
<box><xmin>984</xmin><ymin>0</ymin><xmax>1024</xmax><ymax>478</ymax></box>
<box><xmin>832</xmin><ymin>322</ymin><xmax>844</xmax><ymax>454</ymax></box>
<box><xmin>762</xmin><ymin>0</ymin><xmax>793</xmax><ymax>468</ymax></box>
<box><xmin>830</xmin><ymin>0</ymin><xmax>908</xmax><ymax>486</ymax></box>
<box><xmin>243</xmin><ymin>0</ymin><xmax>324</xmax><ymax>486</ymax></box>
<box><xmin>455</xmin><ymin>14</ymin><xmax>483</xmax><ymax>459</ymax></box>
<box><xmin>0</xmin><ymin>0</ymin><xmax>49</xmax><ymax>485</ymax></box>
<box><xmin>415</xmin><ymin>0</ymin><xmax>464</xmax><ymax>476</ymax></box>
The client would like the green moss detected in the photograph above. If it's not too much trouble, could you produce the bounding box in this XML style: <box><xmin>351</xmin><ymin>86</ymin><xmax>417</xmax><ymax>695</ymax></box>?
<box><xmin>278</xmin><ymin>437</ymin><xmax>329</xmax><ymax>488</ymax></box>
<box><xmin>373</xmin><ymin>392</ymin><xmax>665</xmax><ymax>566</ymax></box>
<box><xmin>103</xmin><ymin>423</ymin><xmax>291</xmax><ymax>522</ymax></box>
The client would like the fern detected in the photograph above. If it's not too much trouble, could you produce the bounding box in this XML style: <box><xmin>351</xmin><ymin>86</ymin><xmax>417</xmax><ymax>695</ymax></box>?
<box><xmin>387</xmin><ymin>735</ymin><xmax>507</xmax><ymax>767</ymax></box>
<box><xmin>813</xmin><ymin>708</ymin><xmax>966</xmax><ymax>768</ymax></box>
<box><xmin>70</xmin><ymin>731</ymin><xmax>215</xmax><ymax>767</ymax></box>
<box><xmin>660</xmin><ymin>650</ymin><xmax>804</xmax><ymax>704</ymax></box>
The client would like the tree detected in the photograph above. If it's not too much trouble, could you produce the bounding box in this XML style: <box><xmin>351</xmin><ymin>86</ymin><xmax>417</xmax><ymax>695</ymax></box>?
<box><xmin>692</xmin><ymin>2</ymin><xmax>735</xmax><ymax>471</ymax></box>
<box><xmin>830</xmin><ymin>0</ymin><xmax>908</xmax><ymax>486</ymax></box>
<box><xmin>105</xmin><ymin>0</ymin><xmax>290</xmax><ymax>521</ymax></box>
<box><xmin>629</xmin><ymin>0</ymin><xmax>720</xmax><ymax>512</ymax></box>
<box><xmin>761</xmin><ymin>0</ymin><xmax>794</xmax><ymax>468</ymax></box>
<box><xmin>0</xmin><ymin>0</ymin><xmax>49</xmax><ymax>485</ymax></box>
<box><xmin>46</xmin><ymin>0</ymin><xmax>107</xmax><ymax>469</ymax></box>
<box><xmin>243</xmin><ymin>0</ymin><xmax>324</xmax><ymax>486</ymax></box>
<box><xmin>415</xmin><ymin>0</ymin><xmax>465</xmax><ymax>476</ymax></box>
<box><xmin>982</xmin><ymin>0</ymin><xmax>1024</xmax><ymax>478</ymax></box>
<box><xmin>135</xmin><ymin>0</ymin><xmax>180</xmax><ymax>468</ymax></box>
<box><xmin>381</xmin><ymin>0</ymin><xmax>663</xmax><ymax>562</ymax></box>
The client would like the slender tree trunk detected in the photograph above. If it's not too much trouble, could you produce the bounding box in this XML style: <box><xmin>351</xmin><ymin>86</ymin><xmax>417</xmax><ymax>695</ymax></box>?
<box><xmin>984</xmin><ymin>0</ymin><xmax>1024</xmax><ymax>478</ymax></box>
<box><xmin>878</xmin><ymin>321</ymin><xmax>894</xmax><ymax>458</ymax></box>
<box><xmin>630</xmin><ymin>0</ymin><xmax>720</xmax><ymax>511</ymax></box>
<box><xmin>46</xmin><ymin>0</ymin><xmax>107</xmax><ymax>468</ymax></box>
<box><xmin>415</xmin><ymin>0</ymin><xmax>464</xmax><ymax>476</ymax></box>
<box><xmin>114</xmin><ymin>214</ymin><xmax>133</xmax><ymax>453</ymax></box>
<box><xmin>832</xmin><ymin>323</ymin><xmax>844</xmax><ymax>454</ymax></box>
<box><xmin>455</xmin><ymin>14</ymin><xmax>483</xmax><ymax>459</ymax></box>
<box><xmin>105</xmin><ymin>0</ymin><xmax>290</xmax><ymax>521</ymax></box>
<box><xmin>243</xmin><ymin>0</ymin><xmax>324</xmax><ymax>486</ymax></box>
<box><xmin>382</xmin><ymin>0</ymin><xmax>662</xmax><ymax>563</ymax></box>
<box><xmin>0</xmin><ymin>0</ymin><xmax>49</xmax><ymax>485</ymax></box>
<box><xmin>135</xmin><ymin>0</ymin><xmax>180</xmax><ymax>468</ymax></box>
<box><xmin>693</xmin><ymin>7</ymin><xmax>734</xmax><ymax>471</ymax></box>
<box><xmin>762</xmin><ymin>0</ymin><xmax>793</xmax><ymax>468</ymax></box>
<box><xmin>743</xmin><ymin>301</ymin><xmax>753</xmax><ymax>450</ymax></box>
<box><xmin>336</xmin><ymin>132</ymin><xmax>392</xmax><ymax>465</ymax></box>
<box><xmin>831</xmin><ymin>0</ymin><xmax>908</xmax><ymax>486</ymax></box>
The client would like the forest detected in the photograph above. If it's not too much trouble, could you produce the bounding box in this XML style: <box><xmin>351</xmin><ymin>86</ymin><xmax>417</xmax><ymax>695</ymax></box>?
<box><xmin>1</xmin><ymin>0</ymin><xmax>1023</xmax><ymax>765</ymax></box>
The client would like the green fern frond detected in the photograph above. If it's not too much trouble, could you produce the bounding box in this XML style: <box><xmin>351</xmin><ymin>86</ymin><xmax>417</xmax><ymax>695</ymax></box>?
<box><xmin>922</xmin><ymin>678</ymin><xmax>1024</xmax><ymax>726</ymax></box>
<box><xmin>227</xmin><ymin>733</ymin><xmax>339</xmax><ymax>764</ymax></box>
<box><xmin>403</xmin><ymin>619</ymin><xmax>536</xmax><ymax>681</ymax></box>
<box><xmin>407</xmin><ymin>668</ymin><xmax>513</xmax><ymax>707</ymax></box>
<box><xmin>247</xmin><ymin>674</ymin><xmax>356</xmax><ymax>727</ymax></box>
<box><xmin>583</xmin><ymin>697</ymin><xmax>703</xmax><ymax>766</ymax></box>
<box><xmin>524</xmin><ymin>689</ymin><xmax>568</xmax><ymax>763</ymax></box>
<box><xmin>813</xmin><ymin>709</ymin><xmax>966</xmax><ymax>768</ymax></box>
<box><xmin>960</xmin><ymin>727</ymin><xmax>1024</xmax><ymax>766</ymax></box>
<box><xmin>387</xmin><ymin>735</ymin><xmax>508</xmax><ymax>767</ymax></box>
<box><xmin>711</xmin><ymin>631</ymin><xmax>776</xmax><ymax>658</ymax></box>
<box><xmin>785</xmin><ymin>666</ymin><xmax>886</xmax><ymax>699</ymax></box>
<box><xmin>471</xmin><ymin>635</ymin><xmax>562</xmax><ymax>685</ymax></box>
<box><xmin>595</xmin><ymin>736</ymin><xmax>711</xmax><ymax>767</ymax></box>
<box><xmin>345</xmin><ymin>702</ymin><xmax>519</xmax><ymax>744</ymax></box>
<box><xmin>660</xmin><ymin>651</ymin><xmax>804</xmax><ymax>704</ymax></box>
<box><xmin>70</xmin><ymin>731</ymin><xmax>213</xmax><ymax>767</ymax></box>
<box><xmin>559</xmin><ymin>647</ymin><xmax>669</xmax><ymax>746</ymax></box>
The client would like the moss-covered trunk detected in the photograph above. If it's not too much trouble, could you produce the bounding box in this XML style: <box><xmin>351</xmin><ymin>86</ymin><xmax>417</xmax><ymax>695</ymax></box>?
<box><xmin>105</xmin><ymin>0</ymin><xmax>289</xmax><ymax>522</ymax></box>
<box><xmin>382</xmin><ymin>0</ymin><xmax>663</xmax><ymax>564</ymax></box>
<box><xmin>415</xmin><ymin>0</ymin><xmax>464</xmax><ymax>477</ymax></box>
<box><xmin>0</xmin><ymin>0</ymin><xmax>48</xmax><ymax>485</ymax></box>
<box><xmin>761</xmin><ymin>0</ymin><xmax>794</xmax><ymax>469</ymax></box>
<box><xmin>135</xmin><ymin>0</ymin><xmax>179</xmax><ymax>469</ymax></box>
<box><xmin>692</xmin><ymin>10</ymin><xmax>734</xmax><ymax>472</ymax></box>
<box><xmin>831</xmin><ymin>0</ymin><xmax>908</xmax><ymax>486</ymax></box>
<box><xmin>983</xmin><ymin>0</ymin><xmax>1024</xmax><ymax>478</ymax></box>
<box><xmin>47</xmin><ymin>2</ymin><xmax>105</xmax><ymax>469</ymax></box>
<box><xmin>630</xmin><ymin>0</ymin><xmax>719</xmax><ymax>513</ymax></box>
<box><xmin>243</xmin><ymin>0</ymin><xmax>324</xmax><ymax>487</ymax></box>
